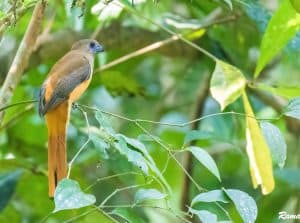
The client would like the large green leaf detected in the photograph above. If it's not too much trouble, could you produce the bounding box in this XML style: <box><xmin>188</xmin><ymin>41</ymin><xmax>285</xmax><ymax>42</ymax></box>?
<box><xmin>114</xmin><ymin>136</ymin><xmax>149</xmax><ymax>175</ymax></box>
<box><xmin>134</xmin><ymin>188</ymin><xmax>167</xmax><ymax>204</ymax></box>
<box><xmin>188</xmin><ymin>146</ymin><xmax>221</xmax><ymax>182</ymax></box>
<box><xmin>243</xmin><ymin>92</ymin><xmax>275</xmax><ymax>194</ymax></box>
<box><xmin>210</xmin><ymin>60</ymin><xmax>246</xmax><ymax>111</ymax></box>
<box><xmin>255</xmin><ymin>0</ymin><xmax>300</xmax><ymax>77</ymax></box>
<box><xmin>260</xmin><ymin>122</ymin><xmax>287</xmax><ymax>168</ymax></box>
<box><xmin>0</xmin><ymin>169</ymin><xmax>23</xmax><ymax>212</ymax></box>
<box><xmin>53</xmin><ymin>179</ymin><xmax>96</xmax><ymax>212</ymax></box>
<box><xmin>183</xmin><ymin>130</ymin><xmax>213</xmax><ymax>145</ymax></box>
<box><xmin>189</xmin><ymin>209</ymin><xmax>218</xmax><ymax>223</ymax></box>
<box><xmin>191</xmin><ymin>190</ymin><xmax>229</xmax><ymax>206</ymax></box>
<box><xmin>224</xmin><ymin>189</ymin><xmax>257</xmax><ymax>223</ymax></box>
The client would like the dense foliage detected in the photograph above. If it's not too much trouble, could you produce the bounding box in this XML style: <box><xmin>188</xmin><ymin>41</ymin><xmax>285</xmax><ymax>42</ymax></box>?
<box><xmin>0</xmin><ymin>0</ymin><xmax>300</xmax><ymax>222</ymax></box>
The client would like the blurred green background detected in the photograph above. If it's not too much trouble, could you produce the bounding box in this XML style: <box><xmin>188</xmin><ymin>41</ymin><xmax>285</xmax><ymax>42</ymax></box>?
<box><xmin>0</xmin><ymin>0</ymin><xmax>300</xmax><ymax>222</ymax></box>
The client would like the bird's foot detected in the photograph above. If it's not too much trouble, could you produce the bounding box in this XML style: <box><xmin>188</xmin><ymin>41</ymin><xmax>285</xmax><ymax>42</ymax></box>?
<box><xmin>72</xmin><ymin>103</ymin><xmax>79</xmax><ymax>110</ymax></box>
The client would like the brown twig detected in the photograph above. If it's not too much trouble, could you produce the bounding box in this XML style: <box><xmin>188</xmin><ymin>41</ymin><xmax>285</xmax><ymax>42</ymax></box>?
<box><xmin>180</xmin><ymin>73</ymin><xmax>211</xmax><ymax>214</ymax></box>
<box><xmin>0</xmin><ymin>0</ymin><xmax>46</xmax><ymax>123</ymax></box>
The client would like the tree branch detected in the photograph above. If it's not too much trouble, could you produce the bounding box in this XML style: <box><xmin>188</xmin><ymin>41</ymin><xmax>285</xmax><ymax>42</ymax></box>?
<box><xmin>0</xmin><ymin>0</ymin><xmax>46</xmax><ymax>123</ymax></box>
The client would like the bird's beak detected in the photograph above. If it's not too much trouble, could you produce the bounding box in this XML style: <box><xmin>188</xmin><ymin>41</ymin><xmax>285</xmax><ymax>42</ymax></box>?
<box><xmin>95</xmin><ymin>44</ymin><xmax>104</xmax><ymax>53</ymax></box>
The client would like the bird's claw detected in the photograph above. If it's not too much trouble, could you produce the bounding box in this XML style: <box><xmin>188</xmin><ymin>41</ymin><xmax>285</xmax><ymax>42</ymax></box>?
<box><xmin>72</xmin><ymin>103</ymin><xmax>79</xmax><ymax>110</ymax></box>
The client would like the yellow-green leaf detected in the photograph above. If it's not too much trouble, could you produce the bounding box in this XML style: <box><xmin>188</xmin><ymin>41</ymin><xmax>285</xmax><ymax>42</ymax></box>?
<box><xmin>251</xmin><ymin>83</ymin><xmax>300</xmax><ymax>99</ymax></box>
<box><xmin>210</xmin><ymin>60</ymin><xmax>246</xmax><ymax>111</ymax></box>
<box><xmin>242</xmin><ymin>92</ymin><xmax>275</xmax><ymax>194</ymax></box>
<box><xmin>255</xmin><ymin>0</ymin><xmax>300</xmax><ymax>77</ymax></box>
<box><xmin>290</xmin><ymin>0</ymin><xmax>300</xmax><ymax>13</ymax></box>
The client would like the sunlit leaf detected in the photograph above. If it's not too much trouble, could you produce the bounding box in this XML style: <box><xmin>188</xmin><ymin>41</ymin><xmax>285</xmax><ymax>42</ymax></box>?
<box><xmin>0</xmin><ymin>169</ymin><xmax>23</xmax><ymax>212</ymax></box>
<box><xmin>284</xmin><ymin>97</ymin><xmax>300</xmax><ymax>120</ymax></box>
<box><xmin>224</xmin><ymin>189</ymin><xmax>257</xmax><ymax>223</ymax></box>
<box><xmin>290</xmin><ymin>0</ymin><xmax>300</xmax><ymax>13</ymax></box>
<box><xmin>191</xmin><ymin>190</ymin><xmax>229</xmax><ymax>206</ymax></box>
<box><xmin>255</xmin><ymin>0</ymin><xmax>300</xmax><ymax>77</ymax></box>
<box><xmin>188</xmin><ymin>146</ymin><xmax>221</xmax><ymax>182</ymax></box>
<box><xmin>184</xmin><ymin>130</ymin><xmax>213</xmax><ymax>145</ymax></box>
<box><xmin>189</xmin><ymin>209</ymin><xmax>218</xmax><ymax>223</ymax></box>
<box><xmin>112</xmin><ymin>208</ymin><xmax>146</xmax><ymax>223</ymax></box>
<box><xmin>114</xmin><ymin>136</ymin><xmax>149</xmax><ymax>175</ymax></box>
<box><xmin>260</xmin><ymin>122</ymin><xmax>287</xmax><ymax>168</ymax></box>
<box><xmin>134</xmin><ymin>188</ymin><xmax>167</xmax><ymax>204</ymax></box>
<box><xmin>242</xmin><ymin>92</ymin><xmax>275</xmax><ymax>194</ymax></box>
<box><xmin>210</xmin><ymin>60</ymin><xmax>246</xmax><ymax>111</ymax></box>
<box><xmin>54</xmin><ymin>179</ymin><xmax>96</xmax><ymax>212</ymax></box>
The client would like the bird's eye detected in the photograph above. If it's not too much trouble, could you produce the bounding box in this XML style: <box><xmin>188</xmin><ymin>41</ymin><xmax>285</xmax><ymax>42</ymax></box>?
<box><xmin>89</xmin><ymin>42</ymin><xmax>95</xmax><ymax>48</ymax></box>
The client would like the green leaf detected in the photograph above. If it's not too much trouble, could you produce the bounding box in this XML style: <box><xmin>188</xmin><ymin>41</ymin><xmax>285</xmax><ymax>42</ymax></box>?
<box><xmin>189</xmin><ymin>209</ymin><xmax>218</xmax><ymax>223</ymax></box>
<box><xmin>0</xmin><ymin>169</ymin><xmax>23</xmax><ymax>212</ymax></box>
<box><xmin>112</xmin><ymin>208</ymin><xmax>146</xmax><ymax>223</ymax></box>
<box><xmin>284</xmin><ymin>97</ymin><xmax>300</xmax><ymax>120</ymax></box>
<box><xmin>184</xmin><ymin>130</ymin><xmax>213</xmax><ymax>145</ymax></box>
<box><xmin>188</xmin><ymin>146</ymin><xmax>221</xmax><ymax>182</ymax></box>
<box><xmin>210</xmin><ymin>60</ymin><xmax>246</xmax><ymax>110</ymax></box>
<box><xmin>191</xmin><ymin>190</ymin><xmax>229</xmax><ymax>206</ymax></box>
<box><xmin>251</xmin><ymin>83</ymin><xmax>300</xmax><ymax>99</ymax></box>
<box><xmin>243</xmin><ymin>92</ymin><xmax>275</xmax><ymax>194</ymax></box>
<box><xmin>117</xmin><ymin>134</ymin><xmax>148</xmax><ymax>155</ymax></box>
<box><xmin>260</xmin><ymin>122</ymin><xmax>287</xmax><ymax>168</ymax></box>
<box><xmin>114</xmin><ymin>136</ymin><xmax>149</xmax><ymax>175</ymax></box>
<box><xmin>53</xmin><ymin>179</ymin><xmax>96</xmax><ymax>212</ymax></box>
<box><xmin>255</xmin><ymin>0</ymin><xmax>300</xmax><ymax>77</ymax></box>
<box><xmin>290</xmin><ymin>0</ymin><xmax>300</xmax><ymax>13</ymax></box>
<box><xmin>134</xmin><ymin>188</ymin><xmax>167</xmax><ymax>204</ymax></box>
<box><xmin>224</xmin><ymin>189</ymin><xmax>257</xmax><ymax>223</ymax></box>
<box><xmin>95</xmin><ymin>111</ymin><xmax>115</xmax><ymax>134</ymax></box>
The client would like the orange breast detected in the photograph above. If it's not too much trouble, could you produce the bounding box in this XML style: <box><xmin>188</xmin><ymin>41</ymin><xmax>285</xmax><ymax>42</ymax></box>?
<box><xmin>69</xmin><ymin>79</ymin><xmax>91</xmax><ymax>102</ymax></box>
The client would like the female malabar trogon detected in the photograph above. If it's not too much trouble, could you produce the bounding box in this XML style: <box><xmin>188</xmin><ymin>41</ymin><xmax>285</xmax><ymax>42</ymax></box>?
<box><xmin>38</xmin><ymin>39</ymin><xmax>104</xmax><ymax>197</ymax></box>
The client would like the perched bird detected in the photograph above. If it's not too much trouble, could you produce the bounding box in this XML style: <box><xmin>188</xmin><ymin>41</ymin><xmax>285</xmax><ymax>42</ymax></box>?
<box><xmin>38</xmin><ymin>39</ymin><xmax>104</xmax><ymax>197</ymax></box>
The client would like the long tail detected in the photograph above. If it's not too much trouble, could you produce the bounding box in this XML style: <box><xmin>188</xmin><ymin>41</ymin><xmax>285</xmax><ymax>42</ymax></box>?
<box><xmin>45</xmin><ymin>101</ymin><xmax>70</xmax><ymax>197</ymax></box>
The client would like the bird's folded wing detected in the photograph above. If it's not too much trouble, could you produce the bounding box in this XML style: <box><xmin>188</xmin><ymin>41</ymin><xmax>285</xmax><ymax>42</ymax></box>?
<box><xmin>39</xmin><ymin>53</ymin><xmax>91</xmax><ymax>115</ymax></box>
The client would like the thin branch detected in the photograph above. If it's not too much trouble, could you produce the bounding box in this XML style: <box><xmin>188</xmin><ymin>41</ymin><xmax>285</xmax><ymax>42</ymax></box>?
<box><xmin>134</xmin><ymin>121</ymin><xmax>205</xmax><ymax>192</ymax></box>
<box><xmin>0</xmin><ymin>100</ymin><xmax>37</xmax><ymax>112</ymax></box>
<box><xmin>114</xmin><ymin>1</ymin><xmax>217</xmax><ymax>61</ymax></box>
<box><xmin>94</xmin><ymin>8</ymin><xmax>238</xmax><ymax>73</ymax></box>
<box><xmin>180</xmin><ymin>73</ymin><xmax>210</xmax><ymax>213</ymax></box>
<box><xmin>0</xmin><ymin>104</ymin><xmax>34</xmax><ymax>131</ymax></box>
<box><xmin>102</xmin><ymin>204</ymin><xmax>193</xmax><ymax>223</ymax></box>
<box><xmin>0</xmin><ymin>1</ymin><xmax>46</xmax><ymax>123</ymax></box>
<box><xmin>84</xmin><ymin>172</ymin><xmax>144</xmax><ymax>191</ymax></box>
<box><xmin>67</xmin><ymin>106</ymin><xmax>91</xmax><ymax>178</ymax></box>
<box><xmin>78</xmin><ymin>104</ymin><xmax>280</xmax><ymax>126</ymax></box>
<box><xmin>100</xmin><ymin>183</ymin><xmax>149</xmax><ymax>207</ymax></box>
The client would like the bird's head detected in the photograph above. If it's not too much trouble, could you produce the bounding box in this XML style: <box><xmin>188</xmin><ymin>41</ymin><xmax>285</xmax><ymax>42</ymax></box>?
<box><xmin>71</xmin><ymin>39</ymin><xmax>104</xmax><ymax>54</ymax></box>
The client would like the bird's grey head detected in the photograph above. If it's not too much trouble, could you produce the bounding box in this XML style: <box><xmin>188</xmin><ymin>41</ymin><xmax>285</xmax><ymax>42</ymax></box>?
<box><xmin>71</xmin><ymin>39</ymin><xmax>104</xmax><ymax>54</ymax></box>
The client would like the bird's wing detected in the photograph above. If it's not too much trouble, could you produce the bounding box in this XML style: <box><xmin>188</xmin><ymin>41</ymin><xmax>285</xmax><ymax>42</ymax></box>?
<box><xmin>39</xmin><ymin>53</ymin><xmax>91</xmax><ymax>116</ymax></box>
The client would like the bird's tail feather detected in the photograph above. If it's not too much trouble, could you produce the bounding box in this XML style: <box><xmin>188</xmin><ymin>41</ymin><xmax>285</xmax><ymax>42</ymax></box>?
<box><xmin>45</xmin><ymin>101</ymin><xmax>69</xmax><ymax>197</ymax></box>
